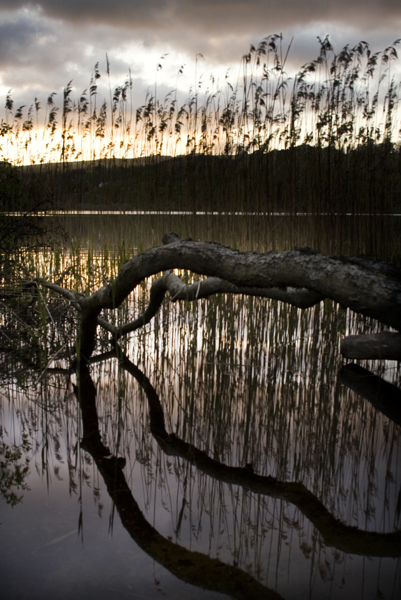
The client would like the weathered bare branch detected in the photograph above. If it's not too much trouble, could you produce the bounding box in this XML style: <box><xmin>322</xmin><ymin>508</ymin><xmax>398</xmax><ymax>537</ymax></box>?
<box><xmin>95</xmin><ymin>274</ymin><xmax>170</xmax><ymax>340</ymax></box>
<box><xmin>24</xmin><ymin>234</ymin><xmax>400</xmax><ymax>359</ymax></box>
<box><xmin>341</xmin><ymin>332</ymin><xmax>401</xmax><ymax>360</ymax></box>
<box><xmin>96</xmin><ymin>270</ymin><xmax>323</xmax><ymax>341</ymax></box>
<box><xmin>79</xmin><ymin>236</ymin><xmax>400</xmax><ymax>324</ymax></box>
<box><xmin>35</xmin><ymin>278</ymin><xmax>82</xmax><ymax>309</ymax></box>
<box><xmin>163</xmin><ymin>271</ymin><xmax>323</xmax><ymax>307</ymax></box>
<box><xmin>74</xmin><ymin>234</ymin><xmax>400</xmax><ymax>358</ymax></box>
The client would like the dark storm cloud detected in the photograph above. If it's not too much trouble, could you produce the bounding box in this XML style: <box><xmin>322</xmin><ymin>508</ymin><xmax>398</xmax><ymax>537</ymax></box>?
<box><xmin>0</xmin><ymin>10</ymin><xmax>51</xmax><ymax>67</ymax></box>
<box><xmin>1</xmin><ymin>0</ymin><xmax>400</xmax><ymax>112</ymax></box>
<box><xmin>0</xmin><ymin>0</ymin><xmax>173</xmax><ymax>29</ymax></box>
<box><xmin>0</xmin><ymin>15</ymin><xmax>130</xmax><ymax>106</ymax></box>
<box><xmin>1</xmin><ymin>1</ymin><xmax>400</xmax><ymax>76</ymax></box>
<box><xmin>1</xmin><ymin>1</ymin><xmax>400</xmax><ymax>48</ymax></box>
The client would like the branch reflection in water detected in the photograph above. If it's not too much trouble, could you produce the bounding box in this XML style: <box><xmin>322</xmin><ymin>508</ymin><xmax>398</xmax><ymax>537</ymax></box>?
<box><xmin>76</xmin><ymin>358</ymin><xmax>283</xmax><ymax>599</ymax></box>
<box><xmin>1</xmin><ymin>276</ymin><xmax>401</xmax><ymax>599</ymax></box>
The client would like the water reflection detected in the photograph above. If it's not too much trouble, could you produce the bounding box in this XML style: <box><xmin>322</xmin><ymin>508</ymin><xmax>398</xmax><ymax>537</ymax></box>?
<box><xmin>339</xmin><ymin>364</ymin><xmax>401</xmax><ymax>427</ymax></box>
<box><xmin>1</xmin><ymin>278</ymin><xmax>401</xmax><ymax>599</ymax></box>
<box><xmin>115</xmin><ymin>348</ymin><xmax>401</xmax><ymax>557</ymax></box>
<box><xmin>75</xmin><ymin>358</ymin><xmax>284</xmax><ymax>599</ymax></box>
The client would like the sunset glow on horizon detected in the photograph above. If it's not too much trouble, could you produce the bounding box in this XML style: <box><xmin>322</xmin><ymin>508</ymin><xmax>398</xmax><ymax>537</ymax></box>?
<box><xmin>1</xmin><ymin>2</ymin><xmax>401</xmax><ymax>164</ymax></box>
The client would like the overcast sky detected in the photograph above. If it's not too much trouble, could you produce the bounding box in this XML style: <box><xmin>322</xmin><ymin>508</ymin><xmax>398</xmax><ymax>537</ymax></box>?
<box><xmin>1</xmin><ymin>0</ymin><xmax>400</xmax><ymax>116</ymax></box>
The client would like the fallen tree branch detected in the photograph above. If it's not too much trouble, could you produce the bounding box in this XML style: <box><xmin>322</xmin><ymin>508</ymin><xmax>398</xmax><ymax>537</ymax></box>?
<box><xmin>25</xmin><ymin>234</ymin><xmax>400</xmax><ymax>359</ymax></box>
<box><xmin>162</xmin><ymin>271</ymin><xmax>323</xmax><ymax>307</ymax></box>
<box><xmin>96</xmin><ymin>270</ymin><xmax>323</xmax><ymax>341</ymax></box>
<box><xmin>341</xmin><ymin>332</ymin><xmax>401</xmax><ymax>360</ymax></box>
<box><xmin>80</xmin><ymin>235</ymin><xmax>400</xmax><ymax>322</ymax></box>
<box><xmin>34</xmin><ymin>278</ymin><xmax>82</xmax><ymax>310</ymax></box>
<box><xmin>74</xmin><ymin>234</ymin><xmax>401</xmax><ymax>358</ymax></box>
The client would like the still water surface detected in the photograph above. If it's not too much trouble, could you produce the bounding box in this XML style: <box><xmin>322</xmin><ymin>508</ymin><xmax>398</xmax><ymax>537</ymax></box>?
<box><xmin>1</xmin><ymin>216</ymin><xmax>400</xmax><ymax>599</ymax></box>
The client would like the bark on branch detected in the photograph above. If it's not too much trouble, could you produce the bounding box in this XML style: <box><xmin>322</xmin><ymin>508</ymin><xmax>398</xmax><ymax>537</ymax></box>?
<box><xmin>162</xmin><ymin>271</ymin><xmax>323</xmax><ymax>307</ymax></box>
<box><xmin>341</xmin><ymin>332</ymin><xmax>401</xmax><ymax>360</ymax></box>
<box><xmin>96</xmin><ymin>270</ymin><xmax>323</xmax><ymax>341</ymax></box>
<box><xmin>79</xmin><ymin>238</ymin><xmax>401</xmax><ymax>329</ymax></box>
<box><xmin>32</xmin><ymin>233</ymin><xmax>400</xmax><ymax>359</ymax></box>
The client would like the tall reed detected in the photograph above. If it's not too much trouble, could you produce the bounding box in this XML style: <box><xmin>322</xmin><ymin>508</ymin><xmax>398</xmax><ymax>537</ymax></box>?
<box><xmin>1</xmin><ymin>35</ymin><xmax>400</xmax><ymax>165</ymax></box>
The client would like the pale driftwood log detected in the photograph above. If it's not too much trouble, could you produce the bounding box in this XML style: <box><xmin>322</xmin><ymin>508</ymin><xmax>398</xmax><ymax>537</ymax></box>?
<box><xmin>341</xmin><ymin>332</ymin><xmax>401</xmax><ymax>360</ymax></box>
<box><xmin>75</xmin><ymin>233</ymin><xmax>401</xmax><ymax>358</ymax></box>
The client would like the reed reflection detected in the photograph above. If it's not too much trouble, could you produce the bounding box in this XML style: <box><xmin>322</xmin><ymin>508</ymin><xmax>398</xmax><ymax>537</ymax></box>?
<box><xmin>111</xmin><ymin>348</ymin><xmax>401</xmax><ymax>558</ymax></box>
<box><xmin>1</xmin><ymin>264</ymin><xmax>401</xmax><ymax>598</ymax></box>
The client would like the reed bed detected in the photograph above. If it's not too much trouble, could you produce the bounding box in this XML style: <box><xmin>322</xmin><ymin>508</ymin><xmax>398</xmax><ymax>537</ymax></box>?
<box><xmin>2</xmin><ymin>35</ymin><xmax>401</xmax><ymax>164</ymax></box>
<box><xmin>1</xmin><ymin>250</ymin><xmax>400</xmax><ymax>597</ymax></box>
<box><xmin>1</xmin><ymin>35</ymin><xmax>401</xmax><ymax>599</ymax></box>
<box><xmin>1</xmin><ymin>35</ymin><xmax>401</xmax><ymax>265</ymax></box>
